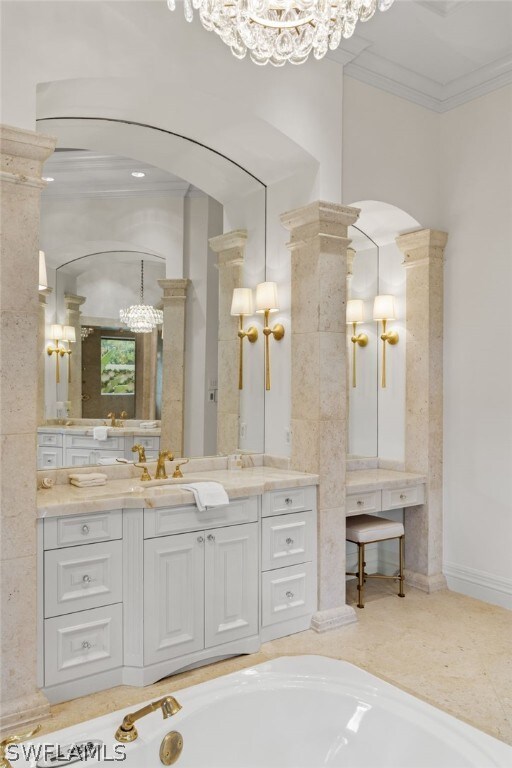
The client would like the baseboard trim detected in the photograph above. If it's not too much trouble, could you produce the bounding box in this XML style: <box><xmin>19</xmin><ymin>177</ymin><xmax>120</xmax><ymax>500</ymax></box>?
<box><xmin>311</xmin><ymin>605</ymin><xmax>357</xmax><ymax>632</ymax></box>
<box><xmin>444</xmin><ymin>562</ymin><xmax>512</xmax><ymax>611</ymax></box>
<box><xmin>404</xmin><ymin>569</ymin><xmax>447</xmax><ymax>593</ymax></box>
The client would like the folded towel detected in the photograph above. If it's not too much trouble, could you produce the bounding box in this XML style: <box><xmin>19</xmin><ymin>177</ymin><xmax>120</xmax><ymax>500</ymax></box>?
<box><xmin>70</xmin><ymin>479</ymin><xmax>107</xmax><ymax>488</ymax></box>
<box><xmin>182</xmin><ymin>482</ymin><xmax>229</xmax><ymax>512</ymax></box>
<box><xmin>93</xmin><ymin>426</ymin><xmax>109</xmax><ymax>441</ymax></box>
<box><xmin>139</xmin><ymin>421</ymin><xmax>157</xmax><ymax>429</ymax></box>
<box><xmin>69</xmin><ymin>472</ymin><xmax>108</xmax><ymax>481</ymax></box>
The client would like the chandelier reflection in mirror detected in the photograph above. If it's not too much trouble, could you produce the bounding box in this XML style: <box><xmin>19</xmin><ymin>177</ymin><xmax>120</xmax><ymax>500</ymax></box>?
<box><xmin>167</xmin><ymin>0</ymin><xmax>394</xmax><ymax>66</ymax></box>
<box><xmin>120</xmin><ymin>260</ymin><xmax>163</xmax><ymax>334</ymax></box>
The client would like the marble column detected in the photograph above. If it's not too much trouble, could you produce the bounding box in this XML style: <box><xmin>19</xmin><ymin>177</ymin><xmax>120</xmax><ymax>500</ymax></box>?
<box><xmin>0</xmin><ymin>125</ymin><xmax>56</xmax><ymax>734</ymax></box>
<box><xmin>396</xmin><ymin>229</ymin><xmax>448</xmax><ymax>593</ymax></box>
<box><xmin>65</xmin><ymin>293</ymin><xmax>86</xmax><ymax>418</ymax></box>
<box><xmin>158</xmin><ymin>279</ymin><xmax>189</xmax><ymax>456</ymax></box>
<box><xmin>282</xmin><ymin>201</ymin><xmax>361</xmax><ymax>632</ymax></box>
<box><xmin>37</xmin><ymin>288</ymin><xmax>52</xmax><ymax>424</ymax></box>
<box><xmin>208</xmin><ymin>230</ymin><xmax>247</xmax><ymax>456</ymax></box>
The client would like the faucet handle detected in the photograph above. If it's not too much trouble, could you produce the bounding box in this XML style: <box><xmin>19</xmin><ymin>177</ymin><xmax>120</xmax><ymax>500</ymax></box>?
<box><xmin>172</xmin><ymin>459</ymin><xmax>189</xmax><ymax>479</ymax></box>
<box><xmin>135</xmin><ymin>463</ymin><xmax>151</xmax><ymax>482</ymax></box>
<box><xmin>1</xmin><ymin>725</ymin><xmax>41</xmax><ymax>763</ymax></box>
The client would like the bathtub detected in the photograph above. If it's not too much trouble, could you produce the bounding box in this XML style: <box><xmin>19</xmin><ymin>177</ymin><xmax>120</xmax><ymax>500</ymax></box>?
<box><xmin>13</xmin><ymin>656</ymin><xmax>511</xmax><ymax>768</ymax></box>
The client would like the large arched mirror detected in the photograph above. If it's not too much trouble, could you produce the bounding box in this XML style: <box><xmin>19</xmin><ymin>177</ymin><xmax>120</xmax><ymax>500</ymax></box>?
<box><xmin>38</xmin><ymin>143</ymin><xmax>266</xmax><ymax>468</ymax></box>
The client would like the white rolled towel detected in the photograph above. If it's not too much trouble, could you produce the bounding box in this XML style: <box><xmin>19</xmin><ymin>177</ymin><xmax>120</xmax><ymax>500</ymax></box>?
<box><xmin>69</xmin><ymin>473</ymin><xmax>108</xmax><ymax>481</ymax></box>
<box><xmin>70</xmin><ymin>479</ymin><xmax>107</xmax><ymax>488</ymax></box>
<box><xmin>181</xmin><ymin>482</ymin><xmax>229</xmax><ymax>512</ymax></box>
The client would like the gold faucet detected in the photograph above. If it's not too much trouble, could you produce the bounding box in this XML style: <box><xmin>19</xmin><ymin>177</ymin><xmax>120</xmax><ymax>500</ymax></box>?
<box><xmin>120</xmin><ymin>410</ymin><xmax>128</xmax><ymax>425</ymax></box>
<box><xmin>115</xmin><ymin>696</ymin><xmax>182</xmax><ymax>743</ymax></box>
<box><xmin>107</xmin><ymin>412</ymin><xmax>117</xmax><ymax>428</ymax></box>
<box><xmin>0</xmin><ymin>725</ymin><xmax>41</xmax><ymax>768</ymax></box>
<box><xmin>155</xmin><ymin>450</ymin><xmax>174</xmax><ymax>479</ymax></box>
<box><xmin>132</xmin><ymin>444</ymin><xmax>147</xmax><ymax>463</ymax></box>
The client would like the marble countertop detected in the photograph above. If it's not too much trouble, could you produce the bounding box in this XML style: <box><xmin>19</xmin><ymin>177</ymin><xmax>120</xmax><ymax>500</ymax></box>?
<box><xmin>37</xmin><ymin>467</ymin><xmax>319</xmax><ymax>518</ymax></box>
<box><xmin>38</xmin><ymin>426</ymin><xmax>161</xmax><ymax>436</ymax></box>
<box><xmin>346</xmin><ymin>468</ymin><xmax>426</xmax><ymax>494</ymax></box>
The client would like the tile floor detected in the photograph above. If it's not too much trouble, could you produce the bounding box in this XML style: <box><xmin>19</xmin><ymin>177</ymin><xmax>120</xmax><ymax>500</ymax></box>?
<box><xmin>39</xmin><ymin>587</ymin><xmax>512</xmax><ymax>746</ymax></box>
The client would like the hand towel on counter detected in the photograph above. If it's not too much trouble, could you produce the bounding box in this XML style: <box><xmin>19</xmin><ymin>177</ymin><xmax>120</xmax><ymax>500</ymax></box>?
<box><xmin>93</xmin><ymin>426</ymin><xmax>109</xmax><ymax>441</ymax></box>
<box><xmin>181</xmin><ymin>482</ymin><xmax>229</xmax><ymax>512</ymax></box>
<box><xmin>69</xmin><ymin>472</ymin><xmax>108</xmax><ymax>488</ymax></box>
<box><xmin>139</xmin><ymin>421</ymin><xmax>157</xmax><ymax>429</ymax></box>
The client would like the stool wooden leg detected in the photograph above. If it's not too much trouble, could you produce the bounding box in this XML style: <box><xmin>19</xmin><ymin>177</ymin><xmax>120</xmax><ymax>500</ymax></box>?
<box><xmin>398</xmin><ymin>535</ymin><xmax>405</xmax><ymax>598</ymax></box>
<box><xmin>357</xmin><ymin>543</ymin><xmax>365</xmax><ymax>608</ymax></box>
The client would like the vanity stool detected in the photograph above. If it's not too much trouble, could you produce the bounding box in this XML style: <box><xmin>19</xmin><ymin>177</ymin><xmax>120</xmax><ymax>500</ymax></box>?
<box><xmin>346</xmin><ymin>514</ymin><xmax>405</xmax><ymax>609</ymax></box>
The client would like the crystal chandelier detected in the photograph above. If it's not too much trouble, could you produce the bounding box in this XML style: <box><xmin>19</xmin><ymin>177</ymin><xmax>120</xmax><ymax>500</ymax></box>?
<box><xmin>167</xmin><ymin>0</ymin><xmax>394</xmax><ymax>66</ymax></box>
<box><xmin>120</xmin><ymin>261</ymin><xmax>163</xmax><ymax>333</ymax></box>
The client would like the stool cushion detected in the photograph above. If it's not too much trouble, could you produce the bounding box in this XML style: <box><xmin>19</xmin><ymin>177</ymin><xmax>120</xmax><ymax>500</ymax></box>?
<box><xmin>346</xmin><ymin>514</ymin><xmax>404</xmax><ymax>544</ymax></box>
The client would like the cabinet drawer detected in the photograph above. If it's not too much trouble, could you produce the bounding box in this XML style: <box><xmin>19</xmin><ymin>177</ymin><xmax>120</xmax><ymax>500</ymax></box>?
<box><xmin>132</xmin><ymin>436</ymin><xmax>160</xmax><ymax>451</ymax></box>
<box><xmin>262</xmin><ymin>486</ymin><xmax>317</xmax><ymax>517</ymax></box>
<box><xmin>44</xmin><ymin>604</ymin><xmax>123</xmax><ymax>687</ymax></box>
<box><xmin>44</xmin><ymin>510</ymin><xmax>122</xmax><ymax>550</ymax></box>
<box><xmin>261</xmin><ymin>562</ymin><xmax>316</xmax><ymax>627</ymax></box>
<box><xmin>261</xmin><ymin>510</ymin><xmax>316</xmax><ymax>572</ymax></box>
<box><xmin>144</xmin><ymin>496</ymin><xmax>258</xmax><ymax>538</ymax></box>
<box><xmin>37</xmin><ymin>447</ymin><xmax>62</xmax><ymax>469</ymax></box>
<box><xmin>63</xmin><ymin>434</ymin><xmax>124</xmax><ymax>451</ymax></box>
<box><xmin>38</xmin><ymin>432</ymin><xmax>63</xmax><ymax>447</ymax></box>
<box><xmin>346</xmin><ymin>491</ymin><xmax>381</xmax><ymax>516</ymax></box>
<box><xmin>44</xmin><ymin>540</ymin><xmax>123</xmax><ymax>618</ymax></box>
<box><xmin>382</xmin><ymin>484</ymin><xmax>425</xmax><ymax>510</ymax></box>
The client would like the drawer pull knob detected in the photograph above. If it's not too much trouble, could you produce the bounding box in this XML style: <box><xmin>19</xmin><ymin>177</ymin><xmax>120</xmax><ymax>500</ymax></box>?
<box><xmin>357</xmin><ymin>500</ymin><xmax>364</xmax><ymax>506</ymax></box>
<box><xmin>400</xmin><ymin>494</ymin><xmax>407</xmax><ymax>500</ymax></box>
<box><xmin>285</xmin><ymin>498</ymin><xmax>293</xmax><ymax>506</ymax></box>
<box><xmin>82</xmin><ymin>574</ymin><xmax>92</xmax><ymax>583</ymax></box>
<box><xmin>207</xmin><ymin>534</ymin><xmax>215</xmax><ymax>542</ymax></box>
<box><xmin>81</xmin><ymin>641</ymin><xmax>92</xmax><ymax>650</ymax></box>
<box><xmin>81</xmin><ymin>524</ymin><xmax>90</xmax><ymax>534</ymax></box>
<box><xmin>286</xmin><ymin>591</ymin><xmax>294</xmax><ymax>599</ymax></box>
<box><xmin>285</xmin><ymin>537</ymin><xmax>294</xmax><ymax>546</ymax></box>
<box><xmin>197</xmin><ymin>536</ymin><xmax>204</xmax><ymax>544</ymax></box>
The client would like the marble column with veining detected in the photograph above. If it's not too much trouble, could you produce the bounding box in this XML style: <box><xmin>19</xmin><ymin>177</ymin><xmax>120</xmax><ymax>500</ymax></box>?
<box><xmin>0</xmin><ymin>124</ymin><xmax>56</xmax><ymax>735</ymax></box>
<box><xmin>37</xmin><ymin>288</ymin><xmax>52</xmax><ymax>424</ymax></box>
<box><xmin>396</xmin><ymin>229</ymin><xmax>448</xmax><ymax>593</ymax></box>
<box><xmin>64</xmin><ymin>293</ymin><xmax>86</xmax><ymax>418</ymax></box>
<box><xmin>208</xmin><ymin>230</ymin><xmax>247</xmax><ymax>456</ymax></box>
<box><xmin>282</xmin><ymin>201</ymin><xmax>361</xmax><ymax>632</ymax></box>
<box><xmin>158</xmin><ymin>278</ymin><xmax>189</xmax><ymax>456</ymax></box>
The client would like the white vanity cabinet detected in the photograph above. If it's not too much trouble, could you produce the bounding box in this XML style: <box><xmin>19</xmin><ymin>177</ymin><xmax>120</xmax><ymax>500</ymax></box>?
<box><xmin>36</xmin><ymin>430</ymin><xmax>160</xmax><ymax>468</ymax></box>
<box><xmin>38</xmin><ymin>484</ymin><xmax>317</xmax><ymax>703</ymax></box>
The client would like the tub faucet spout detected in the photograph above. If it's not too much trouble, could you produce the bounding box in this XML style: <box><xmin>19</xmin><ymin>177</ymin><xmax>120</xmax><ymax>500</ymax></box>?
<box><xmin>115</xmin><ymin>696</ymin><xmax>182</xmax><ymax>743</ymax></box>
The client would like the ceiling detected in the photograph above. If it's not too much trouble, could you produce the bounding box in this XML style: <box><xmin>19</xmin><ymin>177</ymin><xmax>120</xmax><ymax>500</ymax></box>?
<box><xmin>42</xmin><ymin>150</ymin><xmax>201</xmax><ymax>199</ymax></box>
<box><xmin>329</xmin><ymin>0</ymin><xmax>512</xmax><ymax>111</ymax></box>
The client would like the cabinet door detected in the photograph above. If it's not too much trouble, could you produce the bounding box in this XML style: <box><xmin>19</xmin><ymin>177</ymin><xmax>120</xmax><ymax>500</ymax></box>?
<box><xmin>65</xmin><ymin>448</ymin><xmax>94</xmax><ymax>467</ymax></box>
<box><xmin>144</xmin><ymin>532</ymin><xmax>204</xmax><ymax>666</ymax></box>
<box><xmin>204</xmin><ymin>523</ymin><xmax>258</xmax><ymax>649</ymax></box>
<box><xmin>37</xmin><ymin>446</ymin><xmax>62</xmax><ymax>469</ymax></box>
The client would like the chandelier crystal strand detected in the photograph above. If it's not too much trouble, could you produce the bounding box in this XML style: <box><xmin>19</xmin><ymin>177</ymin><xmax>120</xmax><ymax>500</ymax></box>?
<box><xmin>168</xmin><ymin>0</ymin><xmax>394</xmax><ymax>65</ymax></box>
<box><xmin>120</xmin><ymin>260</ymin><xmax>163</xmax><ymax>333</ymax></box>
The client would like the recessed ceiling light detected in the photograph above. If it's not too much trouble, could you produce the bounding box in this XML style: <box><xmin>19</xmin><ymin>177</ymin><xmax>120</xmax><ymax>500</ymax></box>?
<box><xmin>43</xmin><ymin>176</ymin><xmax>55</xmax><ymax>182</ymax></box>
<box><xmin>131</xmin><ymin>171</ymin><xmax>146</xmax><ymax>178</ymax></box>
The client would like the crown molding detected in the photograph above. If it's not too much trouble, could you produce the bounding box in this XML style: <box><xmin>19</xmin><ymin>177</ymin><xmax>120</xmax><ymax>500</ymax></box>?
<box><xmin>417</xmin><ymin>1</ymin><xmax>471</xmax><ymax>18</ymax></box>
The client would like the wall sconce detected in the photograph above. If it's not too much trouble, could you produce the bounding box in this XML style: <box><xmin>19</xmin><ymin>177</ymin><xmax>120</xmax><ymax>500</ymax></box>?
<box><xmin>47</xmin><ymin>324</ymin><xmax>75</xmax><ymax>384</ymax></box>
<box><xmin>38</xmin><ymin>250</ymin><xmax>48</xmax><ymax>291</ymax></box>
<box><xmin>256</xmin><ymin>281</ymin><xmax>285</xmax><ymax>391</ymax></box>
<box><xmin>373</xmin><ymin>294</ymin><xmax>399</xmax><ymax>388</ymax></box>
<box><xmin>346</xmin><ymin>299</ymin><xmax>368</xmax><ymax>388</ymax></box>
<box><xmin>231</xmin><ymin>288</ymin><xmax>258</xmax><ymax>390</ymax></box>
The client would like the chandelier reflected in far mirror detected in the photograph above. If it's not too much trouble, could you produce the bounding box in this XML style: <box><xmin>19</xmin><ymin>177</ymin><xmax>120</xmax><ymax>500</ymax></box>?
<box><xmin>167</xmin><ymin>0</ymin><xmax>394</xmax><ymax>66</ymax></box>
<box><xmin>120</xmin><ymin>260</ymin><xmax>164</xmax><ymax>334</ymax></box>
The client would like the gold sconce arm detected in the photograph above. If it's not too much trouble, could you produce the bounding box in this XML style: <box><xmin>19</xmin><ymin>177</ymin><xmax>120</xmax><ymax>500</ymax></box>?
<box><xmin>237</xmin><ymin>315</ymin><xmax>258</xmax><ymax>390</ymax></box>
<box><xmin>262</xmin><ymin>308</ymin><xmax>285</xmax><ymax>392</ymax></box>
<box><xmin>380</xmin><ymin>318</ymin><xmax>399</xmax><ymax>388</ymax></box>
<box><xmin>350</xmin><ymin>322</ymin><xmax>368</xmax><ymax>388</ymax></box>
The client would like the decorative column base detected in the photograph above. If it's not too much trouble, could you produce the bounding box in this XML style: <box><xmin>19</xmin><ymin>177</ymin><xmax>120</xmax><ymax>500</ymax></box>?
<box><xmin>311</xmin><ymin>605</ymin><xmax>358</xmax><ymax>633</ymax></box>
<box><xmin>404</xmin><ymin>570</ymin><xmax>447</xmax><ymax>594</ymax></box>
<box><xmin>0</xmin><ymin>692</ymin><xmax>50</xmax><ymax>738</ymax></box>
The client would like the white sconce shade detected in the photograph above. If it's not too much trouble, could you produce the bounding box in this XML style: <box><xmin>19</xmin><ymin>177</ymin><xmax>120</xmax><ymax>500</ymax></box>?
<box><xmin>50</xmin><ymin>323</ymin><xmax>64</xmax><ymax>341</ymax></box>
<box><xmin>63</xmin><ymin>325</ymin><xmax>76</xmax><ymax>343</ymax></box>
<box><xmin>373</xmin><ymin>294</ymin><xmax>396</xmax><ymax>321</ymax></box>
<box><xmin>255</xmin><ymin>281</ymin><xmax>279</xmax><ymax>313</ymax></box>
<box><xmin>39</xmin><ymin>250</ymin><xmax>48</xmax><ymax>291</ymax></box>
<box><xmin>347</xmin><ymin>299</ymin><xmax>364</xmax><ymax>325</ymax></box>
<box><xmin>230</xmin><ymin>288</ymin><xmax>254</xmax><ymax>317</ymax></box>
